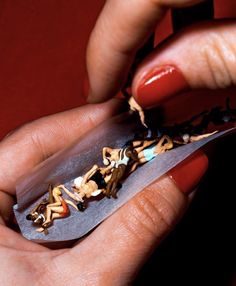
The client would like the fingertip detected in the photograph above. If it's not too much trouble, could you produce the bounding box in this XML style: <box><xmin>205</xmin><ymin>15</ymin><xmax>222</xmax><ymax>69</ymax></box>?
<box><xmin>168</xmin><ymin>150</ymin><xmax>209</xmax><ymax>194</ymax></box>
<box><xmin>101</xmin><ymin>97</ymin><xmax>128</xmax><ymax>115</ymax></box>
<box><xmin>83</xmin><ymin>74</ymin><xmax>107</xmax><ymax>104</ymax></box>
<box><xmin>86</xmin><ymin>93</ymin><xmax>95</xmax><ymax>104</ymax></box>
<box><xmin>82</xmin><ymin>74</ymin><xmax>91</xmax><ymax>102</ymax></box>
<box><xmin>132</xmin><ymin>64</ymin><xmax>189</xmax><ymax>109</ymax></box>
<box><xmin>86</xmin><ymin>90</ymin><xmax>110</xmax><ymax>104</ymax></box>
<box><xmin>132</xmin><ymin>21</ymin><xmax>236</xmax><ymax>109</ymax></box>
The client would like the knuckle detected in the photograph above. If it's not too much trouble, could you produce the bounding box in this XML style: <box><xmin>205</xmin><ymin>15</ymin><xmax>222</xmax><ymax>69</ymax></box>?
<box><xmin>28</xmin><ymin>128</ymin><xmax>49</xmax><ymax>160</ymax></box>
<box><xmin>20</xmin><ymin>120</ymin><xmax>55</xmax><ymax>161</ymax></box>
<box><xmin>85</xmin><ymin>112</ymin><xmax>98</xmax><ymax>129</ymax></box>
<box><xmin>200</xmin><ymin>31</ymin><xmax>236</xmax><ymax>89</ymax></box>
<box><xmin>121</xmin><ymin>186</ymin><xmax>178</xmax><ymax>242</ymax></box>
<box><xmin>1</xmin><ymin>119</ymin><xmax>53</xmax><ymax>162</ymax></box>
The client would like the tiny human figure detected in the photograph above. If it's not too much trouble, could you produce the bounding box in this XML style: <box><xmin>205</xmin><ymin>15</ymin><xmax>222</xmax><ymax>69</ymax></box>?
<box><xmin>173</xmin><ymin>131</ymin><xmax>218</xmax><ymax>145</ymax></box>
<box><xmin>102</xmin><ymin>146</ymin><xmax>138</xmax><ymax>167</ymax></box>
<box><xmin>36</xmin><ymin>186</ymin><xmax>78</xmax><ymax>233</ymax></box>
<box><xmin>184</xmin><ymin>131</ymin><xmax>218</xmax><ymax>142</ymax></box>
<box><xmin>59</xmin><ymin>164</ymin><xmax>113</xmax><ymax>209</ymax></box>
<box><xmin>128</xmin><ymin>96</ymin><xmax>147</xmax><ymax>128</ymax></box>
<box><xmin>122</xmin><ymin>87</ymin><xmax>147</xmax><ymax>128</ymax></box>
<box><xmin>73</xmin><ymin>164</ymin><xmax>113</xmax><ymax>198</ymax></box>
<box><xmin>58</xmin><ymin>184</ymin><xmax>85</xmax><ymax>211</ymax></box>
<box><xmin>130</xmin><ymin>138</ymin><xmax>157</xmax><ymax>152</ymax></box>
<box><xmin>102</xmin><ymin>146</ymin><xmax>139</xmax><ymax>197</ymax></box>
<box><xmin>26</xmin><ymin>184</ymin><xmax>55</xmax><ymax>231</ymax></box>
<box><xmin>129</xmin><ymin>135</ymin><xmax>174</xmax><ymax>172</ymax></box>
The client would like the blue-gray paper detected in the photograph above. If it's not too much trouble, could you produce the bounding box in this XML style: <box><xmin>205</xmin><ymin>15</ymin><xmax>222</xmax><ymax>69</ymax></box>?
<box><xmin>14</xmin><ymin>112</ymin><xmax>236</xmax><ymax>243</ymax></box>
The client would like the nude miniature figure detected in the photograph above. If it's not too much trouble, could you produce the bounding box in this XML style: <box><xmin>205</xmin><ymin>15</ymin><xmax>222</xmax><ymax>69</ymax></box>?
<box><xmin>59</xmin><ymin>164</ymin><xmax>113</xmax><ymax>209</ymax></box>
<box><xmin>102</xmin><ymin>146</ymin><xmax>139</xmax><ymax>197</ymax></box>
<box><xmin>173</xmin><ymin>131</ymin><xmax>218</xmax><ymax>145</ymax></box>
<box><xmin>60</xmin><ymin>146</ymin><xmax>139</xmax><ymax>202</ymax></box>
<box><xmin>26</xmin><ymin>184</ymin><xmax>54</xmax><ymax>230</ymax></box>
<box><xmin>129</xmin><ymin>135</ymin><xmax>174</xmax><ymax>172</ymax></box>
<box><xmin>122</xmin><ymin>87</ymin><xmax>147</xmax><ymax>128</ymax></box>
<box><xmin>128</xmin><ymin>96</ymin><xmax>147</xmax><ymax>128</ymax></box>
<box><xmin>36</xmin><ymin>186</ymin><xmax>78</xmax><ymax>233</ymax></box>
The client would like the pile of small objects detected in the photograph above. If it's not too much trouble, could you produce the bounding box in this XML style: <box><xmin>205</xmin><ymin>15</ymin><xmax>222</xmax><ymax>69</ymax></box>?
<box><xmin>26</xmin><ymin>97</ymin><xmax>236</xmax><ymax>234</ymax></box>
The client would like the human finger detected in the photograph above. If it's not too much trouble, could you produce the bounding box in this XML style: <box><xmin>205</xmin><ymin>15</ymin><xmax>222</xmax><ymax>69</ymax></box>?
<box><xmin>87</xmin><ymin>0</ymin><xmax>206</xmax><ymax>103</ymax></box>
<box><xmin>65</xmin><ymin>151</ymin><xmax>208</xmax><ymax>284</ymax></box>
<box><xmin>132</xmin><ymin>20</ymin><xmax>236</xmax><ymax>108</ymax></box>
<box><xmin>0</xmin><ymin>191</ymin><xmax>15</xmax><ymax>224</ymax></box>
<box><xmin>0</xmin><ymin>99</ymin><xmax>123</xmax><ymax>195</ymax></box>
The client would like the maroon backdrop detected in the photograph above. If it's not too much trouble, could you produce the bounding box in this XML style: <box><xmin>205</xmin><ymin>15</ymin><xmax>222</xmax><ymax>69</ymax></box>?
<box><xmin>1</xmin><ymin>0</ymin><xmax>236</xmax><ymax>139</ymax></box>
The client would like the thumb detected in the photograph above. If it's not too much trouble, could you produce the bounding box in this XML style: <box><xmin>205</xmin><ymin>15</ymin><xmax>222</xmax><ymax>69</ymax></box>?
<box><xmin>70</xmin><ymin>151</ymin><xmax>208</xmax><ymax>284</ymax></box>
<box><xmin>132</xmin><ymin>21</ymin><xmax>236</xmax><ymax>108</ymax></box>
<box><xmin>86</xmin><ymin>0</ymin><xmax>206</xmax><ymax>103</ymax></box>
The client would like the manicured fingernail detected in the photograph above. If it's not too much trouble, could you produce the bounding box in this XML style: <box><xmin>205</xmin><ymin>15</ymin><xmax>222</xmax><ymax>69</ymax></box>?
<box><xmin>168</xmin><ymin>151</ymin><xmax>208</xmax><ymax>194</ymax></box>
<box><xmin>136</xmin><ymin>65</ymin><xmax>189</xmax><ymax>108</ymax></box>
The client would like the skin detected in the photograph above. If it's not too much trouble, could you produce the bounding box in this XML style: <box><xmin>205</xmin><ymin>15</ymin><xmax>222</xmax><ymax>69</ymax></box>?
<box><xmin>128</xmin><ymin>97</ymin><xmax>147</xmax><ymax>127</ymax></box>
<box><xmin>27</xmin><ymin>185</ymin><xmax>54</xmax><ymax>224</ymax></box>
<box><xmin>79</xmin><ymin>165</ymin><xmax>112</xmax><ymax>198</ymax></box>
<box><xmin>40</xmin><ymin>188</ymin><xmax>77</xmax><ymax>229</ymax></box>
<box><xmin>1</xmin><ymin>1</ymin><xmax>235</xmax><ymax>283</ymax></box>
<box><xmin>59</xmin><ymin>164</ymin><xmax>113</xmax><ymax>202</ymax></box>
<box><xmin>102</xmin><ymin>147</ymin><xmax>120</xmax><ymax>166</ymax></box>
<box><xmin>103</xmin><ymin>146</ymin><xmax>139</xmax><ymax>197</ymax></box>
<box><xmin>0</xmin><ymin>100</ymin><xmax>194</xmax><ymax>285</ymax></box>
<box><xmin>79</xmin><ymin>181</ymin><xmax>100</xmax><ymax>198</ymax></box>
<box><xmin>129</xmin><ymin>136</ymin><xmax>173</xmax><ymax>172</ymax></box>
<box><xmin>105</xmin><ymin>164</ymin><xmax>126</xmax><ymax>198</ymax></box>
<box><xmin>1</xmin><ymin>1</ymin><xmax>235</xmax><ymax>284</ymax></box>
<box><xmin>59</xmin><ymin>184</ymin><xmax>84</xmax><ymax>202</ymax></box>
<box><xmin>86</xmin><ymin>0</ymin><xmax>236</xmax><ymax>104</ymax></box>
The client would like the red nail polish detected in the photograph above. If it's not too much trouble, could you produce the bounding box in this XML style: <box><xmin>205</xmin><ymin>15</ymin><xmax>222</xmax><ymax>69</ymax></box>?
<box><xmin>136</xmin><ymin>65</ymin><xmax>189</xmax><ymax>108</ymax></box>
<box><xmin>168</xmin><ymin>151</ymin><xmax>208</xmax><ymax>194</ymax></box>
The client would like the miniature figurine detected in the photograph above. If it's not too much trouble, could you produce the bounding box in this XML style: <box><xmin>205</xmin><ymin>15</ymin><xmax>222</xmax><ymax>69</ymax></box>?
<box><xmin>26</xmin><ymin>184</ymin><xmax>54</xmax><ymax>232</ymax></box>
<box><xmin>128</xmin><ymin>135</ymin><xmax>173</xmax><ymax>172</ymax></box>
<box><xmin>59</xmin><ymin>164</ymin><xmax>113</xmax><ymax>208</ymax></box>
<box><xmin>122</xmin><ymin>86</ymin><xmax>147</xmax><ymax>128</ymax></box>
<box><xmin>27</xmin><ymin>184</ymin><xmax>78</xmax><ymax>233</ymax></box>
<box><xmin>173</xmin><ymin>131</ymin><xmax>218</xmax><ymax>145</ymax></box>
<box><xmin>36</xmin><ymin>186</ymin><xmax>78</xmax><ymax>233</ymax></box>
<box><xmin>58</xmin><ymin>184</ymin><xmax>86</xmax><ymax>211</ymax></box>
<box><xmin>128</xmin><ymin>96</ymin><xmax>147</xmax><ymax>128</ymax></box>
<box><xmin>183</xmin><ymin>131</ymin><xmax>218</xmax><ymax>143</ymax></box>
<box><xmin>102</xmin><ymin>146</ymin><xmax>139</xmax><ymax>197</ymax></box>
<box><xmin>26</xmin><ymin>95</ymin><xmax>235</xmax><ymax>234</ymax></box>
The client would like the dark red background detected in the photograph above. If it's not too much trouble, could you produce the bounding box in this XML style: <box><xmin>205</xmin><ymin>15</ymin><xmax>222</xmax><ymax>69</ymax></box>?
<box><xmin>1</xmin><ymin>0</ymin><xmax>236</xmax><ymax>139</ymax></box>
<box><xmin>0</xmin><ymin>0</ymin><xmax>104</xmax><ymax>139</ymax></box>
<box><xmin>1</xmin><ymin>1</ymin><xmax>236</xmax><ymax>285</ymax></box>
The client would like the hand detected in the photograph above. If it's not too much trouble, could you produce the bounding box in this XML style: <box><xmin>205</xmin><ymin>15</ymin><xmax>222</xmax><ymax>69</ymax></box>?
<box><xmin>0</xmin><ymin>99</ymin><xmax>207</xmax><ymax>285</ymax></box>
<box><xmin>87</xmin><ymin>0</ymin><xmax>236</xmax><ymax>108</ymax></box>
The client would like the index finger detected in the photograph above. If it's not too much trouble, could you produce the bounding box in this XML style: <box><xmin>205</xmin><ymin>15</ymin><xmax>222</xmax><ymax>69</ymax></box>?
<box><xmin>0</xmin><ymin>99</ymin><xmax>122</xmax><ymax>195</ymax></box>
<box><xmin>87</xmin><ymin>0</ymin><xmax>206</xmax><ymax>103</ymax></box>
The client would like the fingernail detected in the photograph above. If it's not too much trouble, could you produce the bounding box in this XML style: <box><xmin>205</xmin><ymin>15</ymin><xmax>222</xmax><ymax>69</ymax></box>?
<box><xmin>136</xmin><ymin>65</ymin><xmax>189</xmax><ymax>108</ymax></box>
<box><xmin>168</xmin><ymin>151</ymin><xmax>208</xmax><ymax>194</ymax></box>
